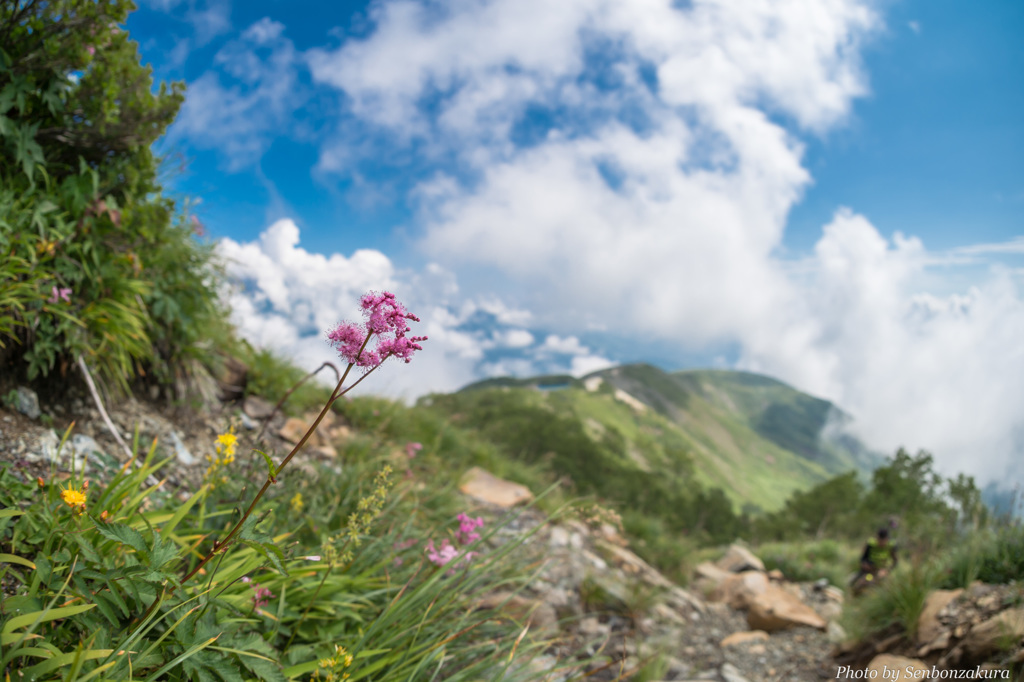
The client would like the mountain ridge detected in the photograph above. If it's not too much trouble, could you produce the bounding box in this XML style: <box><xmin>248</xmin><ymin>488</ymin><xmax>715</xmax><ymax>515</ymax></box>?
<box><xmin>454</xmin><ymin>363</ymin><xmax>884</xmax><ymax>513</ymax></box>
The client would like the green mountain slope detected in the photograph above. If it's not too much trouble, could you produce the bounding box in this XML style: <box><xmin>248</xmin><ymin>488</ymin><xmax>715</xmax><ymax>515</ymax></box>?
<box><xmin>450</xmin><ymin>364</ymin><xmax>882</xmax><ymax>515</ymax></box>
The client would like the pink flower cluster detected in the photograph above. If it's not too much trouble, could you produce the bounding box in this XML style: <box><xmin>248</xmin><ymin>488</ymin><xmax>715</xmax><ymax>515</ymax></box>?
<box><xmin>47</xmin><ymin>286</ymin><xmax>72</xmax><ymax>304</ymax></box>
<box><xmin>327</xmin><ymin>291</ymin><xmax>427</xmax><ymax>368</ymax></box>
<box><xmin>405</xmin><ymin>442</ymin><xmax>423</xmax><ymax>458</ymax></box>
<box><xmin>425</xmin><ymin>539</ymin><xmax>461</xmax><ymax>567</ymax></box>
<box><xmin>455</xmin><ymin>513</ymin><xmax>485</xmax><ymax>545</ymax></box>
<box><xmin>250</xmin><ymin>582</ymin><xmax>273</xmax><ymax>608</ymax></box>
<box><xmin>424</xmin><ymin>512</ymin><xmax>486</xmax><ymax>573</ymax></box>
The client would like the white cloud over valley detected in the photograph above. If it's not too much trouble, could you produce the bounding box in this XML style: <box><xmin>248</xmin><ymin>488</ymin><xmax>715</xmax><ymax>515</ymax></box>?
<box><xmin>189</xmin><ymin>0</ymin><xmax>1024</xmax><ymax>488</ymax></box>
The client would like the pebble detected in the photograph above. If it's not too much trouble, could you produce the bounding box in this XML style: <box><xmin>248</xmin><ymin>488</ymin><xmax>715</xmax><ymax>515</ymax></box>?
<box><xmin>15</xmin><ymin>386</ymin><xmax>40</xmax><ymax>420</ymax></box>
<box><xmin>169</xmin><ymin>430</ymin><xmax>197</xmax><ymax>465</ymax></box>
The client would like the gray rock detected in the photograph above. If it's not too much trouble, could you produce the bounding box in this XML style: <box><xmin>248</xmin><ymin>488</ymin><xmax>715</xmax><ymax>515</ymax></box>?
<box><xmin>169</xmin><ymin>430</ymin><xmax>197</xmax><ymax>465</ymax></box>
<box><xmin>15</xmin><ymin>386</ymin><xmax>40</xmax><ymax>419</ymax></box>
<box><xmin>720</xmin><ymin>662</ymin><xmax>751</xmax><ymax>682</ymax></box>
<box><xmin>29</xmin><ymin>430</ymin><xmax>61</xmax><ymax>464</ymax></box>
<box><xmin>240</xmin><ymin>412</ymin><xmax>258</xmax><ymax>430</ymax></box>
<box><xmin>243</xmin><ymin>395</ymin><xmax>276</xmax><ymax>420</ymax></box>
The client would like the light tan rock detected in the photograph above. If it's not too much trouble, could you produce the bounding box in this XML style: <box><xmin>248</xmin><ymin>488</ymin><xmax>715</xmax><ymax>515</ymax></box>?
<box><xmin>916</xmin><ymin>589</ymin><xmax>962</xmax><ymax>645</ymax></box>
<box><xmin>278</xmin><ymin>417</ymin><xmax>309</xmax><ymax>444</ymax></box>
<box><xmin>721</xmin><ymin>630</ymin><xmax>770</xmax><ymax>647</ymax></box>
<box><xmin>459</xmin><ymin>467</ymin><xmax>533</xmax><ymax>507</ymax></box>
<box><xmin>746</xmin><ymin>584</ymin><xmax>827</xmax><ymax>632</ymax></box>
<box><xmin>243</xmin><ymin>395</ymin><xmax>276</xmax><ymax>420</ymax></box>
<box><xmin>711</xmin><ymin>571</ymin><xmax>769</xmax><ymax>610</ymax></box>
<box><xmin>767</xmin><ymin>569</ymin><xmax>785</xmax><ymax>581</ymax></box>
<box><xmin>278</xmin><ymin>413</ymin><xmax>335</xmax><ymax>446</ymax></box>
<box><xmin>474</xmin><ymin>592</ymin><xmax>558</xmax><ymax>636</ymax></box>
<box><xmin>716</xmin><ymin>544</ymin><xmax>765</xmax><ymax>573</ymax></box>
<box><xmin>962</xmin><ymin>608</ymin><xmax>1024</xmax><ymax>660</ymax></box>
<box><xmin>866</xmin><ymin>654</ymin><xmax>929</xmax><ymax>676</ymax></box>
<box><xmin>816</xmin><ymin>601</ymin><xmax>843</xmax><ymax>622</ymax></box>
<box><xmin>693</xmin><ymin>561</ymin><xmax>733</xmax><ymax>594</ymax></box>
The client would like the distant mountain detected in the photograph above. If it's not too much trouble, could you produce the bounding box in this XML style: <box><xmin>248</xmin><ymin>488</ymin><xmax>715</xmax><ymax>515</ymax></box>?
<box><xmin>453</xmin><ymin>364</ymin><xmax>883</xmax><ymax>514</ymax></box>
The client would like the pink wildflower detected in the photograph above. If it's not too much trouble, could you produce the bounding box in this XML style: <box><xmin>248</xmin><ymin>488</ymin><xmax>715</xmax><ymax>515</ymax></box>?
<box><xmin>405</xmin><ymin>442</ymin><xmax>423</xmax><ymax>458</ymax></box>
<box><xmin>47</xmin><ymin>286</ymin><xmax>72</xmax><ymax>304</ymax></box>
<box><xmin>425</xmin><ymin>539</ymin><xmax>459</xmax><ymax>567</ymax></box>
<box><xmin>250</xmin><ymin>582</ymin><xmax>273</xmax><ymax>608</ymax></box>
<box><xmin>86</xmin><ymin>45</ymin><xmax>95</xmax><ymax>56</ymax></box>
<box><xmin>455</xmin><ymin>513</ymin><xmax>485</xmax><ymax>545</ymax></box>
<box><xmin>326</xmin><ymin>291</ymin><xmax>426</xmax><ymax>368</ymax></box>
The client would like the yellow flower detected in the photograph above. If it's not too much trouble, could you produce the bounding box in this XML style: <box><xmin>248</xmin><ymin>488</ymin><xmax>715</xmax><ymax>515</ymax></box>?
<box><xmin>290</xmin><ymin>492</ymin><xmax>304</xmax><ymax>512</ymax></box>
<box><xmin>61</xmin><ymin>486</ymin><xmax>87</xmax><ymax>508</ymax></box>
<box><xmin>216</xmin><ymin>430</ymin><xmax>238</xmax><ymax>458</ymax></box>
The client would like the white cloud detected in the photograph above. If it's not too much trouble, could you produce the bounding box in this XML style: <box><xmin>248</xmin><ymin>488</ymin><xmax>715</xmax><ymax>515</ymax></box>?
<box><xmin>739</xmin><ymin>210</ymin><xmax>1024</xmax><ymax>484</ymax></box>
<box><xmin>216</xmin><ymin>221</ymin><xmax>608</xmax><ymax>401</ymax></box>
<box><xmin>173</xmin><ymin>18</ymin><xmax>302</xmax><ymax>168</ymax></box>
<box><xmin>293</xmin><ymin>0</ymin><xmax>1024</xmax><ymax>488</ymax></box>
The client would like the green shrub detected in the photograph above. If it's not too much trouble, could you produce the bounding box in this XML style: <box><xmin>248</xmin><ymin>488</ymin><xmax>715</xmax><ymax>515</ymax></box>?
<box><xmin>756</xmin><ymin>539</ymin><xmax>858</xmax><ymax>587</ymax></box>
<box><xmin>842</xmin><ymin>561</ymin><xmax>941</xmax><ymax>642</ymax></box>
<box><xmin>0</xmin><ymin>0</ymin><xmax>224</xmax><ymax>394</ymax></box>
<box><xmin>941</xmin><ymin>524</ymin><xmax>1024</xmax><ymax>589</ymax></box>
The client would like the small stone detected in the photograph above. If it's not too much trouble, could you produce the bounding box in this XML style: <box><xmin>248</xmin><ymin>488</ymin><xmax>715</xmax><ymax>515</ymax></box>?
<box><xmin>239</xmin><ymin>412</ymin><xmax>258</xmax><ymax>430</ymax></box>
<box><xmin>721</xmin><ymin>630</ymin><xmax>770</xmax><ymax>647</ymax></box>
<box><xmin>15</xmin><ymin>386</ymin><xmax>41</xmax><ymax>420</ymax></box>
<box><xmin>278</xmin><ymin>417</ymin><xmax>308</xmax><ymax>444</ymax></box>
<box><xmin>720</xmin><ymin>662</ymin><xmax>751</xmax><ymax>682</ymax></box>
<box><xmin>169</xmin><ymin>430</ymin><xmax>197</xmax><ymax>465</ymax></box>
<box><xmin>459</xmin><ymin>467</ymin><xmax>534</xmax><ymax>507</ymax></box>
<box><xmin>549</xmin><ymin>526</ymin><xmax>570</xmax><ymax>548</ymax></box>
<box><xmin>243</xmin><ymin>395</ymin><xmax>276</xmax><ymax>420</ymax></box>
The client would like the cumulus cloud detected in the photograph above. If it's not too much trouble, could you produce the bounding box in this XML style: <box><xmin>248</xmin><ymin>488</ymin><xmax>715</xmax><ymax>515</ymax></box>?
<box><xmin>293</xmin><ymin>0</ymin><xmax>1024</xmax><ymax>487</ymax></box>
<box><xmin>739</xmin><ymin>210</ymin><xmax>1024</xmax><ymax>483</ymax></box>
<box><xmin>173</xmin><ymin>18</ymin><xmax>303</xmax><ymax>168</ymax></box>
<box><xmin>217</xmin><ymin>220</ymin><xmax>614</xmax><ymax>401</ymax></box>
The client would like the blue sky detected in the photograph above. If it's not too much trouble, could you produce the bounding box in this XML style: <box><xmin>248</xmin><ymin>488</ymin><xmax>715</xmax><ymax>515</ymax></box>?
<box><xmin>127</xmin><ymin>0</ymin><xmax>1023</xmax><ymax>486</ymax></box>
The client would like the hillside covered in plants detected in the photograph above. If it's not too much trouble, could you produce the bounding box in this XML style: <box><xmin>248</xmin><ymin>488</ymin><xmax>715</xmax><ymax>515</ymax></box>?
<box><xmin>1</xmin><ymin>1</ymin><xmax>1022</xmax><ymax>680</ymax></box>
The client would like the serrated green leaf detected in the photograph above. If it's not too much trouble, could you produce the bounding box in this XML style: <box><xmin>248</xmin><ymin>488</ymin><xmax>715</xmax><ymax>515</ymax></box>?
<box><xmin>237</xmin><ymin>653</ymin><xmax>289</xmax><ymax>682</ymax></box>
<box><xmin>148</xmin><ymin>530</ymin><xmax>179</xmax><ymax>569</ymax></box>
<box><xmin>241</xmin><ymin>540</ymin><xmax>288</xmax><ymax>577</ymax></box>
<box><xmin>94</xmin><ymin>520</ymin><xmax>149</xmax><ymax>557</ymax></box>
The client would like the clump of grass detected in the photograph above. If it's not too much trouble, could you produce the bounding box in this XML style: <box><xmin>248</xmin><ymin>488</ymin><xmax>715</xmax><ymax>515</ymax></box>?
<box><xmin>940</xmin><ymin>524</ymin><xmax>1024</xmax><ymax>589</ymax></box>
<box><xmin>756</xmin><ymin>539</ymin><xmax>859</xmax><ymax>587</ymax></box>
<box><xmin>841</xmin><ymin>560</ymin><xmax>941</xmax><ymax>642</ymax></box>
<box><xmin>0</xmin><ymin>292</ymin><xmax>553</xmax><ymax>681</ymax></box>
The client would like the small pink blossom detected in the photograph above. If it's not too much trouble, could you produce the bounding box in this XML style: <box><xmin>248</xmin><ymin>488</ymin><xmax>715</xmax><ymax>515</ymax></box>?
<box><xmin>455</xmin><ymin>513</ymin><xmax>485</xmax><ymax>545</ymax></box>
<box><xmin>86</xmin><ymin>45</ymin><xmax>95</xmax><ymax>56</ymax></box>
<box><xmin>405</xmin><ymin>442</ymin><xmax>423</xmax><ymax>458</ymax></box>
<box><xmin>425</xmin><ymin>539</ymin><xmax>459</xmax><ymax>567</ymax></box>
<box><xmin>47</xmin><ymin>286</ymin><xmax>72</xmax><ymax>304</ymax></box>
<box><xmin>393</xmin><ymin>538</ymin><xmax>418</xmax><ymax>551</ymax></box>
<box><xmin>250</xmin><ymin>582</ymin><xmax>273</xmax><ymax>608</ymax></box>
<box><xmin>326</xmin><ymin>291</ymin><xmax>426</xmax><ymax>368</ymax></box>
<box><xmin>241</xmin><ymin>576</ymin><xmax>252</xmax><ymax>583</ymax></box>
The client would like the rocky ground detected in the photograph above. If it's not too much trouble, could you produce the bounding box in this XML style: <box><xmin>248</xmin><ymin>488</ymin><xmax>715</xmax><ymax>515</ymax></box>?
<box><xmin>1</xmin><ymin>380</ymin><xmax>1022</xmax><ymax>681</ymax></box>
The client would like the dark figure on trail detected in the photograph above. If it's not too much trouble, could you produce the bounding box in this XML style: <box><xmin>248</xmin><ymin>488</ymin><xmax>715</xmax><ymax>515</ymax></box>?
<box><xmin>851</xmin><ymin>527</ymin><xmax>898</xmax><ymax>595</ymax></box>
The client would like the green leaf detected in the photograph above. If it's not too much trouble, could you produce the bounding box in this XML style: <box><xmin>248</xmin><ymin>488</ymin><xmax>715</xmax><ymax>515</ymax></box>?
<box><xmin>241</xmin><ymin>541</ymin><xmax>288</xmax><ymax>577</ymax></box>
<box><xmin>1</xmin><ymin>603</ymin><xmax>97</xmax><ymax>634</ymax></box>
<box><xmin>0</xmin><ymin>553</ymin><xmax>34</xmax><ymax>569</ymax></box>
<box><xmin>254</xmin><ymin>448</ymin><xmax>277</xmax><ymax>479</ymax></box>
<box><xmin>148</xmin><ymin>531</ymin><xmax>179</xmax><ymax>569</ymax></box>
<box><xmin>237</xmin><ymin>653</ymin><xmax>288</xmax><ymax>682</ymax></box>
<box><xmin>94</xmin><ymin>520</ymin><xmax>149</xmax><ymax>557</ymax></box>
